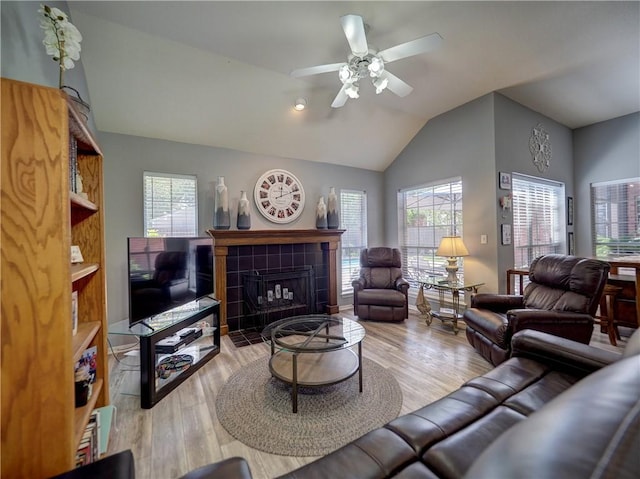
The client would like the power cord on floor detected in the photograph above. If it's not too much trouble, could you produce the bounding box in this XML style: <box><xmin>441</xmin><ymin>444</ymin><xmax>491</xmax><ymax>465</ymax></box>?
<box><xmin>107</xmin><ymin>337</ymin><xmax>140</xmax><ymax>371</ymax></box>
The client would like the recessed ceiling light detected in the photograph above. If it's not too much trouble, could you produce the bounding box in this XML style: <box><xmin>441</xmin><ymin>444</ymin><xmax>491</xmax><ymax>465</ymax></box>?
<box><xmin>294</xmin><ymin>98</ymin><xmax>307</xmax><ymax>111</ymax></box>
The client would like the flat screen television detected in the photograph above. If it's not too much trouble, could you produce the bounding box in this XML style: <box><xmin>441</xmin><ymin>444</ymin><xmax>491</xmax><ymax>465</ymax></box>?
<box><xmin>127</xmin><ymin>237</ymin><xmax>214</xmax><ymax>326</ymax></box>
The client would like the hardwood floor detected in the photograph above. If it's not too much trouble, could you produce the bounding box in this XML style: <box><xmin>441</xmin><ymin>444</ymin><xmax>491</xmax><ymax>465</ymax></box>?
<box><xmin>106</xmin><ymin>309</ymin><xmax>627</xmax><ymax>479</ymax></box>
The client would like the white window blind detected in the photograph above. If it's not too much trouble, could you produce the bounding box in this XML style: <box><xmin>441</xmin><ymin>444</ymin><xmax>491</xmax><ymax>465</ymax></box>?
<box><xmin>143</xmin><ymin>172</ymin><xmax>198</xmax><ymax>237</ymax></box>
<box><xmin>512</xmin><ymin>173</ymin><xmax>564</xmax><ymax>268</ymax></box>
<box><xmin>340</xmin><ymin>189</ymin><xmax>367</xmax><ymax>295</ymax></box>
<box><xmin>591</xmin><ymin>177</ymin><xmax>640</xmax><ymax>259</ymax></box>
<box><xmin>399</xmin><ymin>178</ymin><xmax>464</xmax><ymax>286</ymax></box>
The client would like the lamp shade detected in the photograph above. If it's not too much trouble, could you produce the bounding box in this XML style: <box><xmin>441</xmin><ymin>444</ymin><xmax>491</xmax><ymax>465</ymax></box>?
<box><xmin>436</xmin><ymin>236</ymin><xmax>469</xmax><ymax>257</ymax></box>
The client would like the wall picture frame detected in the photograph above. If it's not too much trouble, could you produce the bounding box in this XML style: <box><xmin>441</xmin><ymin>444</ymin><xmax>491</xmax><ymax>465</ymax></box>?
<box><xmin>499</xmin><ymin>172</ymin><xmax>512</xmax><ymax>190</ymax></box>
<box><xmin>567</xmin><ymin>196</ymin><xmax>574</xmax><ymax>226</ymax></box>
<box><xmin>501</xmin><ymin>224</ymin><xmax>512</xmax><ymax>245</ymax></box>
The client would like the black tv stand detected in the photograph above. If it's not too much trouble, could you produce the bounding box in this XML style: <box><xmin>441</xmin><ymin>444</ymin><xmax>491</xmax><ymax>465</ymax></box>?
<box><xmin>109</xmin><ymin>297</ymin><xmax>221</xmax><ymax>408</ymax></box>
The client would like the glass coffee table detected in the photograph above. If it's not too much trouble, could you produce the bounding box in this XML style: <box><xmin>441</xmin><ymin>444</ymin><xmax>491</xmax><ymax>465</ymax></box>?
<box><xmin>262</xmin><ymin>315</ymin><xmax>365</xmax><ymax>413</ymax></box>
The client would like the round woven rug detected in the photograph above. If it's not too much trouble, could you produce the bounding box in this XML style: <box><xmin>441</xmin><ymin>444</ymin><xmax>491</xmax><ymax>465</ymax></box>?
<box><xmin>215</xmin><ymin>356</ymin><xmax>402</xmax><ymax>456</ymax></box>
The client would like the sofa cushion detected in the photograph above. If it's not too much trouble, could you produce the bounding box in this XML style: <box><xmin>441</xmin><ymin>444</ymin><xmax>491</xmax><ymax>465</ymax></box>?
<box><xmin>463</xmin><ymin>354</ymin><xmax>640</xmax><ymax>479</ymax></box>
<box><xmin>357</xmin><ymin>289</ymin><xmax>407</xmax><ymax>307</ymax></box>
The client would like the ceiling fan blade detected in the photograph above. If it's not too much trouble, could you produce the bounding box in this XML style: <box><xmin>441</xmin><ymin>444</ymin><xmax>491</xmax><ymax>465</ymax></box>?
<box><xmin>290</xmin><ymin>62</ymin><xmax>345</xmax><ymax>78</ymax></box>
<box><xmin>341</xmin><ymin>14</ymin><xmax>369</xmax><ymax>57</ymax></box>
<box><xmin>379</xmin><ymin>32</ymin><xmax>442</xmax><ymax>63</ymax></box>
<box><xmin>331</xmin><ymin>84</ymin><xmax>349</xmax><ymax>108</ymax></box>
<box><xmin>383</xmin><ymin>71</ymin><xmax>413</xmax><ymax>97</ymax></box>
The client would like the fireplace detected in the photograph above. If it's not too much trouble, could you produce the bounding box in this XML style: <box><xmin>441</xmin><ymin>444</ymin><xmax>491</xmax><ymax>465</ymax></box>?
<box><xmin>242</xmin><ymin>267</ymin><xmax>316</xmax><ymax>329</ymax></box>
<box><xmin>206</xmin><ymin>229</ymin><xmax>345</xmax><ymax>334</ymax></box>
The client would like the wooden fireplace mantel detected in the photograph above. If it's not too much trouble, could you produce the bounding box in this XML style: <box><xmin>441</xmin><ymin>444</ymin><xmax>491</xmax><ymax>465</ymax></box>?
<box><xmin>206</xmin><ymin>229</ymin><xmax>345</xmax><ymax>334</ymax></box>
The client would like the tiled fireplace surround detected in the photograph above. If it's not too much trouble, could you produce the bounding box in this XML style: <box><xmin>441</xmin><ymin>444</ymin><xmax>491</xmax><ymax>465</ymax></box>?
<box><xmin>206</xmin><ymin>229</ymin><xmax>345</xmax><ymax>334</ymax></box>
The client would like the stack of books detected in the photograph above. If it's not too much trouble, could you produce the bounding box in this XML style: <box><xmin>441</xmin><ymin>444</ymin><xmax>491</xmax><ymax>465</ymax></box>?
<box><xmin>75</xmin><ymin>410</ymin><xmax>99</xmax><ymax>467</ymax></box>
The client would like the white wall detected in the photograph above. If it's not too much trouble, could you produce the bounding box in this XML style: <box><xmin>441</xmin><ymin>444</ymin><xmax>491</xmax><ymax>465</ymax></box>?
<box><xmin>573</xmin><ymin>112</ymin><xmax>640</xmax><ymax>256</ymax></box>
<box><xmin>100</xmin><ymin>131</ymin><xmax>384</xmax><ymax>324</ymax></box>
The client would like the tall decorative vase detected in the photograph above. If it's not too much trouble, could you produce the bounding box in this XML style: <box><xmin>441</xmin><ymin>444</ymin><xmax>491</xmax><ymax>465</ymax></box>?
<box><xmin>214</xmin><ymin>176</ymin><xmax>230</xmax><ymax>230</ymax></box>
<box><xmin>327</xmin><ymin>186</ymin><xmax>339</xmax><ymax>229</ymax></box>
<box><xmin>237</xmin><ymin>190</ymin><xmax>251</xmax><ymax>230</ymax></box>
<box><xmin>316</xmin><ymin>196</ymin><xmax>328</xmax><ymax>229</ymax></box>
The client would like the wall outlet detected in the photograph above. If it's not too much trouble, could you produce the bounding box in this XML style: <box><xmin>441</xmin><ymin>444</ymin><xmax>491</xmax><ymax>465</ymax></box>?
<box><xmin>480</xmin><ymin>234</ymin><xmax>488</xmax><ymax>244</ymax></box>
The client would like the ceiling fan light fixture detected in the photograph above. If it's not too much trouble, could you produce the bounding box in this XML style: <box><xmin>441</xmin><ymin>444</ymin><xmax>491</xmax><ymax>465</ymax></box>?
<box><xmin>293</xmin><ymin>98</ymin><xmax>307</xmax><ymax>111</ymax></box>
<box><xmin>368</xmin><ymin>56</ymin><xmax>384</xmax><ymax>77</ymax></box>
<box><xmin>339</xmin><ymin>64</ymin><xmax>353</xmax><ymax>84</ymax></box>
<box><xmin>373</xmin><ymin>76</ymin><xmax>389</xmax><ymax>94</ymax></box>
<box><xmin>345</xmin><ymin>82</ymin><xmax>360</xmax><ymax>99</ymax></box>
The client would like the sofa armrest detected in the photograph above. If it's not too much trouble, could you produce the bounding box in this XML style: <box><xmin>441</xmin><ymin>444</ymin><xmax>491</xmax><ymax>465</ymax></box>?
<box><xmin>49</xmin><ymin>449</ymin><xmax>135</xmax><ymax>479</ymax></box>
<box><xmin>395</xmin><ymin>277</ymin><xmax>410</xmax><ymax>293</ymax></box>
<box><xmin>511</xmin><ymin>329</ymin><xmax>621</xmax><ymax>374</ymax></box>
<box><xmin>352</xmin><ymin>278</ymin><xmax>365</xmax><ymax>291</ymax></box>
<box><xmin>178</xmin><ymin>457</ymin><xmax>253</xmax><ymax>479</ymax></box>
<box><xmin>470</xmin><ymin>294</ymin><xmax>524</xmax><ymax>312</ymax></box>
<box><xmin>507</xmin><ymin>309</ymin><xmax>593</xmax><ymax>331</ymax></box>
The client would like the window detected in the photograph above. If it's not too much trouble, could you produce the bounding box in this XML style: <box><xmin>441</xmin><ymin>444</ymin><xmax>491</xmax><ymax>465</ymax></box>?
<box><xmin>143</xmin><ymin>172</ymin><xmax>198</xmax><ymax>237</ymax></box>
<box><xmin>340</xmin><ymin>189</ymin><xmax>367</xmax><ymax>295</ymax></box>
<box><xmin>592</xmin><ymin>177</ymin><xmax>640</xmax><ymax>259</ymax></box>
<box><xmin>399</xmin><ymin>178</ymin><xmax>464</xmax><ymax>287</ymax></box>
<box><xmin>512</xmin><ymin>174</ymin><xmax>564</xmax><ymax>268</ymax></box>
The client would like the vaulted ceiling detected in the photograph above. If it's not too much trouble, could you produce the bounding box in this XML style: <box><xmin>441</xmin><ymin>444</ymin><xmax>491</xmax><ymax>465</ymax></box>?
<box><xmin>69</xmin><ymin>1</ymin><xmax>640</xmax><ymax>172</ymax></box>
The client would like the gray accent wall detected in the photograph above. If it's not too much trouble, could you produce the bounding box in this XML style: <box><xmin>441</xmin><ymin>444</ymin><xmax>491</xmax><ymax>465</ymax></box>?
<box><xmin>385</xmin><ymin>93</ymin><xmax>497</xmax><ymax>289</ymax></box>
<box><xmin>494</xmin><ymin>94</ymin><xmax>574</xmax><ymax>290</ymax></box>
<box><xmin>1</xmin><ymin>1</ymin><xmax>96</xmax><ymax>131</ymax></box>
<box><xmin>99</xmin><ymin>132</ymin><xmax>383</xmax><ymax>324</ymax></box>
<box><xmin>573</xmin><ymin>112</ymin><xmax>640</xmax><ymax>256</ymax></box>
<box><xmin>385</xmin><ymin>93</ymin><xmax>574</xmax><ymax>293</ymax></box>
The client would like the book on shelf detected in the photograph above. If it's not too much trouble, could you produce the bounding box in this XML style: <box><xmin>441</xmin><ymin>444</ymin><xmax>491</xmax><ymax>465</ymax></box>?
<box><xmin>95</xmin><ymin>405</ymin><xmax>115</xmax><ymax>455</ymax></box>
<box><xmin>75</xmin><ymin>345</ymin><xmax>97</xmax><ymax>384</ymax></box>
<box><xmin>68</xmin><ymin>133</ymin><xmax>78</xmax><ymax>193</ymax></box>
<box><xmin>75</xmin><ymin>410</ymin><xmax>100</xmax><ymax>467</ymax></box>
<box><xmin>71</xmin><ymin>290</ymin><xmax>78</xmax><ymax>336</ymax></box>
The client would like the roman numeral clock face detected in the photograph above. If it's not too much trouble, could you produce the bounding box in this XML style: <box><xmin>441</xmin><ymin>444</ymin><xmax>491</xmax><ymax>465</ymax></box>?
<box><xmin>254</xmin><ymin>169</ymin><xmax>306</xmax><ymax>224</ymax></box>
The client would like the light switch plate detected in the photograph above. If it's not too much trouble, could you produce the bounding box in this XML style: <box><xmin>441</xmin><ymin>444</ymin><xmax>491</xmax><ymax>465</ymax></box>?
<box><xmin>480</xmin><ymin>234</ymin><xmax>488</xmax><ymax>244</ymax></box>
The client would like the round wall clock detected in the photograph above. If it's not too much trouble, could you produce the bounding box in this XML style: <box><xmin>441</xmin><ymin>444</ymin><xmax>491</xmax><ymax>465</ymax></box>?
<box><xmin>529</xmin><ymin>123</ymin><xmax>552</xmax><ymax>172</ymax></box>
<box><xmin>253</xmin><ymin>169</ymin><xmax>305</xmax><ymax>224</ymax></box>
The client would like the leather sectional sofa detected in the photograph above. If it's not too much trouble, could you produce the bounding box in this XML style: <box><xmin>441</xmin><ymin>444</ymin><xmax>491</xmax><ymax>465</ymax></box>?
<box><xmin>184</xmin><ymin>328</ymin><xmax>640</xmax><ymax>479</ymax></box>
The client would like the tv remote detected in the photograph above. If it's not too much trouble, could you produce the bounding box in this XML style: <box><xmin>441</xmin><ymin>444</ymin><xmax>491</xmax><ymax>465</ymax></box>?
<box><xmin>177</xmin><ymin>327</ymin><xmax>197</xmax><ymax>338</ymax></box>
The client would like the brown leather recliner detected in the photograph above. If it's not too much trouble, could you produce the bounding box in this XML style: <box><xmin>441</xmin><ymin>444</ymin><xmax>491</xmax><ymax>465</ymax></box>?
<box><xmin>352</xmin><ymin>247</ymin><xmax>410</xmax><ymax>322</ymax></box>
<box><xmin>463</xmin><ymin>254</ymin><xmax>610</xmax><ymax>365</ymax></box>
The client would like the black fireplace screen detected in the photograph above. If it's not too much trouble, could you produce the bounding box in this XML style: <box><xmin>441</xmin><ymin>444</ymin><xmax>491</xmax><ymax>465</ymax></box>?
<box><xmin>242</xmin><ymin>267</ymin><xmax>316</xmax><ymax>329</ymax></box>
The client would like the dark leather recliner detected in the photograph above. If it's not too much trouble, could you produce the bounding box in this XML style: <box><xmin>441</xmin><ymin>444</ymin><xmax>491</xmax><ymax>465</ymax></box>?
<box><xmin>352</xmin><ymin>247</ymin><xmax>410</xmax><ymax>322</ymax></box>
<box><xmin>463</xmin><ymin>254</ymin><xmax>610</xmax><ymax>365</ymax></box>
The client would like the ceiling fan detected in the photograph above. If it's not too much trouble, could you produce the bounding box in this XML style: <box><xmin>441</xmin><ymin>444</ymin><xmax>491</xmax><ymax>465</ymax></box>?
<box><xmin>291</xmin><ymin>14</ymin><xmax>442</xmax><ymax>108</ymax></box>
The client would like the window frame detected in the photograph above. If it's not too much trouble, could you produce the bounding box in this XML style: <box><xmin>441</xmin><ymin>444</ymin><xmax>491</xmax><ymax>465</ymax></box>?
<box><xmin>340</xmin><ymin>189</ymin><xmax>367</xmax><ymax>296</ymax></box>
<box><xmin>143</xmin><ymin>171</ymin><xmax>198</xmax><ymax>238</ymax></box>
<box><xmin>398</xmin><ymin>177</ymin><xmax>464</xmax><ymax>288</ymax></box>
<box><xmin>591</xmin><ymin>177</ymin><xmax>640</xmax><ymax>260</ymax></box>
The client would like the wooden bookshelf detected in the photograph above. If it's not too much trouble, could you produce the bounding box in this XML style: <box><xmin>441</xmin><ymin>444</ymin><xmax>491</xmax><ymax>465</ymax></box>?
<box><xmin>1</xmin><ymin>78</ymin><xmax>110</xmax><ymax>478</ymax></box>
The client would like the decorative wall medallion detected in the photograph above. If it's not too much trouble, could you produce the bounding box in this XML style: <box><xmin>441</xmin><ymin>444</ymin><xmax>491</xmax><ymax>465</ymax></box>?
<box><xmin>529</xmin><ymin>123</ymin><xmax>552</xmax><ymax>172</ymax></box>
<box><xmin>254</xmin><ymin>169</ymin><xmax>305</xmax><ymax>224</ymax></box>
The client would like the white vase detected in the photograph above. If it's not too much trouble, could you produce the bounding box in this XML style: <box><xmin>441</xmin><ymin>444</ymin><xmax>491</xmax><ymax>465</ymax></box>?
<box><xmin>237</xmin><ymin>190</ymin><xmax>251</xmax><ymax>230</ymax></box>
<box><xmin>316</xmin><ymin>196</ymin><xmax>328</xmax><ymax>229</ymax></box>
<box><xmin>327</xmin><ymin>186</ymin><xmax>339</xmax><ymax>229</ymax></box>
<box><xmin>214</xmin><ymin>176</ymin><xmax>230</xmax><ymax>230</ymax></box>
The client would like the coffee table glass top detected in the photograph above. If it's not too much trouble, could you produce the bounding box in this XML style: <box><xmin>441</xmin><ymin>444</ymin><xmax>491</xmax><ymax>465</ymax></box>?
<box><xmin>262</xmin><ymin>314</ymin><xmax>365</xmax><ymax>353</ymax></box>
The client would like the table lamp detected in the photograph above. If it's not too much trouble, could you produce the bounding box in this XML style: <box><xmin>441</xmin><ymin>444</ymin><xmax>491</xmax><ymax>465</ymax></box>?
<box><xmin>436</xmin><ymin>236</ymin><xmax>469</xmax><ymax>284</ymax></box>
